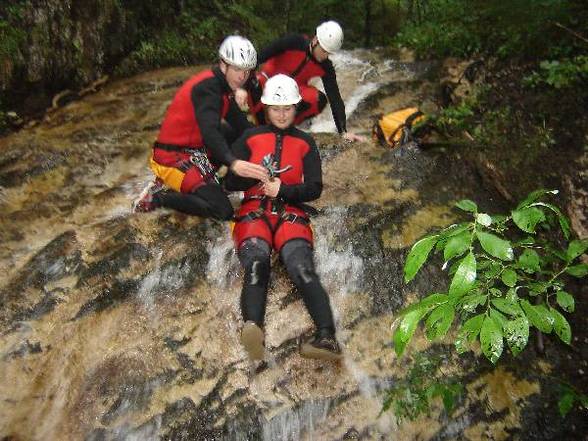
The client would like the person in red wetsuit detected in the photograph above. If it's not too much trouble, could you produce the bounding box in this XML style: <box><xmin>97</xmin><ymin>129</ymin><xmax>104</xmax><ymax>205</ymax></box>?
<box><xmin>239</xmin><ymin>21</ymin><xmax>365</xmax><ymax>143</ymax></box>
<box><xmin>133</xmin><ymin>35</ymin><xmax>269</xmax><ymax>219</ymax></box>
<box><xmin>225</xmin><ymin>74</ymin><xmax>342</xmax><ymax>362</ymax></box>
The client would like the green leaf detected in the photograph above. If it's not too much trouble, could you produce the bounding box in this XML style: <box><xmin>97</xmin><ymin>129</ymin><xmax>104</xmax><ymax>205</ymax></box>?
<box><xmin>491</xmin><ymin>214</ymin><xmax>508</xmax><ymax>225</ymax></box>
<box><xmin>566</xmin><ymin>239</ymin><xmax>588</xmax><ymax>262</ymax></box>
<box><xmin>492</xmin><ymin>298</ymin><xmax>523</xmax><ymax>316</ymax></box>
<box><xmin>550</xmin><ymin>308</ymin><xmax>572</xmax><ymax>345</ymax></box>
<box><xmin>546</xmin><ymin>244</ymin><xmax>568</xmax><ymax>261</ymax></box>
<box><xmin>460</xmin><ymin>293</ymin><xmax>487</xmax><ymax>313</ymax></box>
<box><xmin>394</xmin><ymin>308</ymin><xmax>426</xmax><ymax>356</ymax></box>
<box><xmin>516</xmin><ymin>189</ymin><xmax>559</xmax><ymax>210</ymax></box>
<box><xmin>436</xmin><ymin>224</ymin><xmax>471</xmax><ymax>252</ymax></box>
<box><xmin>396</xmin><ymin>293</ymin><xmax>449</xmax><ymax>318</ymax></box>
<box><xmin>529</xmin><ymin>202</ymin><xmax>571</xmax><ymax>239</ymax></box>
<box><xmin>490</xmin><ymin>308</ymin><xmax>508</xmax><ymax>329</ymax></box>
<box><xmin>512</xmin><ymin>207</ymin><xmax>546</xmax><ymax>233</ymax></box>
<box><xmin>501</xmin><ymin>268</ymin><xmax>518</xmax><ymax>287</ymax></box>
<box><xmin>527</xmin><ymin>281</ymin><xmax>549</xmax><ymax>294</ymax></box>
<box><xmin>449</xmin><ymin>251</ymin><xmax>477</xmax><ymax>299</ymax></box>
<box><xmin>425</xmin><ymin>304</ymin><xmax>455</xmax><ymax>340</ymax></box>
<box><xmin>566</xmin><ymin>263</ymin><xmax>588</xmax><ymax>277</ymax></box>
<box><xmin>443</xmin><ymin>223</ymin><xmax>471</xmax><ymax>238</ymax></box>
<box><xmin>503</xmin><ymin>317</ymin><xmax>529</xmax><ymax>356</ymax></box>
<box><xmin>515</xmin><ymin>236</ymin><xmax>535</xmax><ymax>246</ymax></box>
<box><xmin>404</xmin><ymin>235</ymin><xmax>439</xmax><ymax>283</ymax></box>
<box><xmin>476</xmin><ymin>213</ymin><xmax>492</xmax><ymax>226</ymax></box>
<box><xmin>443</xmin><ymin>231</ymin><xmax>471</xmax><ymax>261</ymax></box>
<box><xmin>489</xmin><ymin>288</ymin><xmax>502</xmax><ymax>297</ymax></box>
<box><xmin>482</xmin><ymin>262</ymin><xmax>502</xmax><ymax>279</ymax></box>
<box><xmin>558</xmin><ymin>391</ymin><xmax>575</xmax><ymax>417</ymax></box>
<box><xmin>556</xmin><ymin>291</ymin><xmax>575</xmax><ymax>313</ymax></box>
<box><xmin>480</xmin><ymin>315</ymin><xmax>504</xmax><ymax>364</ymax></box>
<box><xmin>520</xmin><ymin>300</ymin><xmax>553</xmax><ymax>333</ymax></box>
<box><xmin>518</xmin><ymin>249</ymin><xmax>541</xmax><ymax>273</ymax></box>
<box><xmin>476</xmin><ymin>231</ymin><xmax>514</xmax><ymax>261</ymax></box>
<box><xmin>505</xmin><ymin>287</ymin><xmax>518</xmax><ymax>302</ymax></box>
<box><xmin>455</xmin><ymin>313</ymin><xmax>485</xmax><ymax>353</ymax></box>
<box><xmin>456</xmin><ymin>199</ymin><xmax>477</xmax><ymax>213</ymax></box>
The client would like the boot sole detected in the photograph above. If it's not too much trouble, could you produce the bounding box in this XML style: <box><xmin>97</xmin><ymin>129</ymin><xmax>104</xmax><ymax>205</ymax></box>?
<box><xmin>241</xmin><ymin>322</ymin><xmax>264</xmax><ymax>361</ymax></box>
<box><xmin>300</xmin><ymin>343</ymin><xmax>343</xmax><ymax>362</ymax></box>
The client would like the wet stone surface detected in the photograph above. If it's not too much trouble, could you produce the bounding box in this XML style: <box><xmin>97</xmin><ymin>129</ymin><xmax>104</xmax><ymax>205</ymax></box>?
<box><xmin>0</xmin><ymin>54</ymin><xmax>586</xmax><ymax>441</ymax></box>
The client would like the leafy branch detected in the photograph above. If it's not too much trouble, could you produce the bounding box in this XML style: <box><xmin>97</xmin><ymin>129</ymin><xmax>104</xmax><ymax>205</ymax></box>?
<box><xmin>394</xmin><ymin>189</ymin><xmax>587</xmax><ymax>364</ymax></box>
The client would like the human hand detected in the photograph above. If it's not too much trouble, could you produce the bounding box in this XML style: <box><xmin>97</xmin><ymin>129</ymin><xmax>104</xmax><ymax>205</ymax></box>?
<box><xmin>234</xmin><ymin>88</ymin><xmax>249</xmax><ymax>111</ymax></box>
<box><xmin>230</xmin><ymin>159</ymin><xmax>269</xmax><ymax>181</ymax></box>
<box><xmin>261</xmin><ymin>178</ymin><xmax>281</xmax><ymax>198</ymax></box>
<box><xmin>342</xmin><ymin>131</ymin><xmax>367</xmax><ymax>143</ymax></box>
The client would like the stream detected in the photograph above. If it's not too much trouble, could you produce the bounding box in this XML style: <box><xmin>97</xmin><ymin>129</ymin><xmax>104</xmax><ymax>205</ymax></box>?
<box><xmin>0</xmin><ymin>50</ymin><xmax>586</xmax><ymax>441</ymax></box>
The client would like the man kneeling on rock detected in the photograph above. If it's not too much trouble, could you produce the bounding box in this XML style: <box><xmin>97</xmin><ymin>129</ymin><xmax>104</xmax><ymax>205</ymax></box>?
<box><xmin>133</xmin><ymin>35</ymin><xmax>268</xmax><ymax>218</ymax></box>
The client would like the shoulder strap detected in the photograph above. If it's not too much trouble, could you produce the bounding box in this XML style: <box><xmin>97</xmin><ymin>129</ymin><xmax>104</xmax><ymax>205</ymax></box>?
<box><xmin>291</xmin><ymin>55</ymin><xmax>310</xmax><ymax>79</ymax></box>
<box><xmin>404</xmin><ymin>110</ymin><xmax>424</xmax><ymax>129</ymax></box>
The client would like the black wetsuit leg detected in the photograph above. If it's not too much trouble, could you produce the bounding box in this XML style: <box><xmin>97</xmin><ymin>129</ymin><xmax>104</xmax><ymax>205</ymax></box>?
<box><xmin>238</xmin><ymin>238</ymin><xmax>272</xmax><ymax>326</ymax></box>
<box><xmin>155</xmin><ymin>183</ymin><xmax>233</xmax><ymax>220</ymax></box>
<box><xmin>280</xmin><ymin>239</ymin><xmax>336</xmax><ymax>334</ymax></box>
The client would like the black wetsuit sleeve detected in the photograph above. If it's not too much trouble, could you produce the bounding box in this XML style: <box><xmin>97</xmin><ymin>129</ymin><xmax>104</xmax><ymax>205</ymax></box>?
<box><xmin>277</xmin><ymin>135</ymin><xmax>322</xmax><ymax>203</ymax></box>
<box><xmin>258</xmin><ymin>34</ymin><xmax>308</xmax><ymax>64</ymax></box>
<box><xmin>225</xmin><ymin>99</ymin><xmax>253</xmax><ymax>137</ymax></box>
<box><xmin>192</xmin><ymin>80</ymin><xmax>237</xmax><ymax>166</ymax></box>
<box><xmin>321</xmin><ymin>61</ymin><xmax>347</xmax><ymax>134</ymax></box>
<box><xmin>224</xmin><ymin>132</ymin><xmax>258</xmax><ymax>191</ymax></box>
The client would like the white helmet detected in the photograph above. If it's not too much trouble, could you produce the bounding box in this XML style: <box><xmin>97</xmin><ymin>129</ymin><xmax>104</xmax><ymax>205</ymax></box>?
<box><xmin>261</xmin><ymin>74</ymin><xmax>302</xmax><ymax>106</ymax></box>
<box><xmin>218</xmin><ymin>35</ymin><xmax>257</xmax><ymax>69</ymax></box>
<box><xmin>316</xmin><ymin>21</ymin><xmax>343</xmax><ymax>53</ymax></box>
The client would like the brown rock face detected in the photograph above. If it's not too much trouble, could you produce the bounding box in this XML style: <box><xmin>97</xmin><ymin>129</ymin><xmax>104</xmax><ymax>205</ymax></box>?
<box><xmin>0</xmin><ymin>56</ymin><xmax>586</xmax><ymax>440</ymax></box>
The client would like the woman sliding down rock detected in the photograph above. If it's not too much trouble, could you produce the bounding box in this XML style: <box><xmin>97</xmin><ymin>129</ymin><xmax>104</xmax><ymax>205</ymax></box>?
<box><xmin>225</xmin><ymin>74</ymin><xmax>342</xmax><ymax>362</ymax></box>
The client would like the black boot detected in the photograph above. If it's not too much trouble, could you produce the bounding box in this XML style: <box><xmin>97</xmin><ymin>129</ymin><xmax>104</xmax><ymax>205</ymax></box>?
<box><xmin>300</xmin><ymin>328</ymin><xmax>342</xmax><ymax>361</ymax></box>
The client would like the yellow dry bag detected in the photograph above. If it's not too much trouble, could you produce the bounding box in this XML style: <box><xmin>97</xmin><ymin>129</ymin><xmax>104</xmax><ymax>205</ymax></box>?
<box><xmin>372</xmin><ymin>107</ymin><xmax>426</xmax><ymax>148</ymax></box>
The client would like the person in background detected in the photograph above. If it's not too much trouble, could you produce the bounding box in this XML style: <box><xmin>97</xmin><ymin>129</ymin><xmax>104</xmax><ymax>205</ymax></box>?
<box><xmin>237</xmin><ymin>20</ymin><xmax>366</xmax><ymax>143</ymax></box>
<box><xmin>133</xmin><ymin>35</ymin><xmax>269</xmax><ymax>218</ymax></box>
<box><xmin>226</xmin><ymin>74</ymin><xmax>342</xmax><ymax>362</ymax></box>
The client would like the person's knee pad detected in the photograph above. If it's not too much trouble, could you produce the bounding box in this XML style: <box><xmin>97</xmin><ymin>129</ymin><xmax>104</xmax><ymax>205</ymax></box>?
<box><xmin>245</xmin><ymin>258</ymin><xmax>270</xmax><ymax>286</ymax></box>
<box><xmin>281</xmin><ymin>240</ymin><xmax>317</xmax><ymax>285</ymax></box>
<box><xmin>239</xmin><ymin>239</ymin><xmax>271</xmax><ymax>286</ymax></box>
<box><xmin>290</xmin><ymin>261</ymin><xmax>316</xmax><ymax>285</ymax></box>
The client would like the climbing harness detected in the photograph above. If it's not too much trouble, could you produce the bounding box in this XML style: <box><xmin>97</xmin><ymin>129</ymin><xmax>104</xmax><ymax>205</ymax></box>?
<box><xmin>153</xmin><ymin>142</ymin><xmax>219</xmax><ymax>184</ymax></box>
<box><xmin>187</xmin><ymin>148</ymin><xmax>219</xmax><ymax>184</ymax></box>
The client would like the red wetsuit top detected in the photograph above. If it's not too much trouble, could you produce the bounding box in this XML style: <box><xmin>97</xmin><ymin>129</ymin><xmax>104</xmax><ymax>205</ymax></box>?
<box><xmin>156</xmin><ymin>66</ymin><xmax>251</xmax><ymax>166</ymax></box>
<box><xmin>225</xmin><ymin>125</ymin><xmax>322</xmax><ymax>250</ymax></box>
<box><xmin>258</xmin><ymin>34</ymin><xmax>347</xmax><ymax>133</ymax></box>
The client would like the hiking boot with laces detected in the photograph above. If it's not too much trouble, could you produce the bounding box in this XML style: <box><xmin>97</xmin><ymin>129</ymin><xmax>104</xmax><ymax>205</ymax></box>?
<box><xmin>132</xmin><ymin>178</ymin><xmax>165</xmax><ymax>213</ymax></box>
<box><xmin>300</xmin><ymin>329</ymin><xmax>342</xmax><ymax>362</ymax></box>
<box><xmin>240</xmin><ymin>321</ymin><xmax>265</xmax><ymax>361</ymax></box>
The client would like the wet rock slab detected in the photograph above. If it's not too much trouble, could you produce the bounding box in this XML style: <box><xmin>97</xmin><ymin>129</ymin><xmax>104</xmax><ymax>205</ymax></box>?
<box><xmin>0</xmin><ymin>60</ymin><xmax>586</xmax><ymax>441</ymax></box>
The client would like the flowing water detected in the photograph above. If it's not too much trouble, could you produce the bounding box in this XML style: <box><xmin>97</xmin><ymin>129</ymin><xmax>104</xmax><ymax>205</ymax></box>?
<box><xmin>0</xmin><ymin>51</ymin><xmax>586</xmax><ymax>441</ymax></box>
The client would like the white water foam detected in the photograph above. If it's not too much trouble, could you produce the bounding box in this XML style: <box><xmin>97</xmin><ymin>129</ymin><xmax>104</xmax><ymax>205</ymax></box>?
<box><xmin>313</xmin><ymin>206</ymin><xmax>364</xmax><ymax>298</ymax></box>
<box><xmin>261</xmin><ymin>399</ymin><xmax>330</xmax><ymax>441</ymax></box>
<box><xmin>136</xmin><ymin>250</ymin><xmax>192</xmax><ymax>313</ymax></box>
<box><xmin>206</xmin><ymin>225</ymin><xmax>240</xmax><ymax>289</ymax></box>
